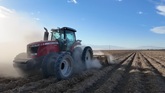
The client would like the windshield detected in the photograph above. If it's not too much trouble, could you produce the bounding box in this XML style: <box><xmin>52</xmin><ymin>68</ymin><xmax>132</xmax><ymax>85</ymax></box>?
<box><xmin>51</xmin><ymin>32</ymin><xmax>59</xmax><ymax>40</ymax></box>
<box><xmin>51</xmin><ymin>31</ymin><xmax>64</xmax><ymax>41</ymax></box>
<box><xmin>51</xmin><ymin>30</ymin><xmax>76</xmax><ymax>50</ymax></box>
<box><xmin>51</xmin><ymin>30</ymin><xmax>75</xmax><ymax>41</ymax></box>
<box><xmin>65</xmin><ymin>30</ymin><xmax>76</xmax><ymax>43</ymax></box>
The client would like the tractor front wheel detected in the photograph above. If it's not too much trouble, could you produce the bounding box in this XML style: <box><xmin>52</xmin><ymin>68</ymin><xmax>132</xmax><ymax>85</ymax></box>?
<box><xmin>42</xmin><ymin>53</ymin><xmax>58</xmax><ymax>78</ymax></box>
<box><xmin>54</xmin><ymin>52</ymin><xmax>74</xmax><ymax>80</ymax></box>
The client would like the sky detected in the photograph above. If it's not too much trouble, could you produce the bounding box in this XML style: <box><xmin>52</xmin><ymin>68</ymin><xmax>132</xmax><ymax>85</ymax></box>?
<box><xmin>0</xmin><ymin>0</ymin><xmax>165</xmax><ymax>49</ymax></box>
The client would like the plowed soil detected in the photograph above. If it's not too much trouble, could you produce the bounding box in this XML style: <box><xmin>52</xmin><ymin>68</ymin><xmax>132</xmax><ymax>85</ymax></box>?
<box><xmin>1</xmin><ymin>50</ymin><xmax>165</xmax><ymax>93</ymax></box>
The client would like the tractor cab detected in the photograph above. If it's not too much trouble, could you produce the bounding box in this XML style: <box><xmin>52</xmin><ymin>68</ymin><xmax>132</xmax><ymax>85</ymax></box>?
<box><xmin>46</xmin><ymin>27</ymin><xmax>76</xmax><ymax>51</ymax></box>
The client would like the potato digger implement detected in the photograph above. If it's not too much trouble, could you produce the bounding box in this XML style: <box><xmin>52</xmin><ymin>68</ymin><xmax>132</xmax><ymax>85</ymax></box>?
<box><xmin>13</xmin><ymin>27</ymin><xmax>110</xmax><ymax>80</ymax></box>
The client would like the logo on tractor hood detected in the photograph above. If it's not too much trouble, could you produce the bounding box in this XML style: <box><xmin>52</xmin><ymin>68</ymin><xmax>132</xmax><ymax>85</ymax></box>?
<box><xmin>28</xmin><ymin>41</ymin><xmax>59</xmax><ymax>47</ymax></box>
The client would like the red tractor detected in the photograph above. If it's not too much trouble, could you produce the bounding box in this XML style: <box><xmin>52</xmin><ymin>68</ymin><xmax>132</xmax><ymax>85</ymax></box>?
<box><xmin>13</xmin><ymin>27</ymin><xmax>93</xmax><ymax>80</ymax></box>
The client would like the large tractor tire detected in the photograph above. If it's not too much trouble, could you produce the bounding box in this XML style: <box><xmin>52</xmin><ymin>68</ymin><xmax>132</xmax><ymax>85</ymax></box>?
<box><xmin>42</xmin><ymin>53</ymin><xmax>58</xmax><ymax>78</ymax></box>
<box><xmin>54</xmin><ymin>52</ymin><xmax>74</xmax><ymax>80</ymax></box>
<box><xmin>82</xmin><ymin>46</ymin><xmax>93</xmax><ymax>69</ymax></box>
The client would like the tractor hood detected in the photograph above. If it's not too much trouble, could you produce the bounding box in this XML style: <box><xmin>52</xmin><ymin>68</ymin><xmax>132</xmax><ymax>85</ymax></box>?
<box><xmin>27</xmin><ymin>40</ymin><xmax>59</xmax><ymax>47</ymax></box>
<box><xmin>27</xmin><ymin>40</ymin><xmax>60</xmax><ymax>58</ymax></box>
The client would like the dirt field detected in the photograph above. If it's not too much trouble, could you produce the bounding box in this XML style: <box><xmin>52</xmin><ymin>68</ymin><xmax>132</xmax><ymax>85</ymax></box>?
<box><xmin>0</xmin><ymin>50</ymin><xmax>165</xmax><ymax>93</ymax></box>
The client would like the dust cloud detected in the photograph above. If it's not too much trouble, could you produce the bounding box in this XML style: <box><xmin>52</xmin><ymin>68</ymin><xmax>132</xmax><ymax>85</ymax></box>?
<box><xmin>0</xmin><ymin>6</ymin><xmax>43</xmax><ymax>77</ymax></box>
<box><xmin>72</xmin><ymin>46</ymin><xmax>102</xmax><ymax>73</ymax></box>
<box><xmin>86</xmin><ymin>59</ymin><xmax>102</xmax><ymax>69</ymax></box>
<box><xmin>107</xmin><ymin>54</ymin><xmax>115</xmax><ymax>64</ymax></box>
<box><xmin>93</xmin><ymin>50</ymin><xmax>105</xmax><ymax>55</ymax></box>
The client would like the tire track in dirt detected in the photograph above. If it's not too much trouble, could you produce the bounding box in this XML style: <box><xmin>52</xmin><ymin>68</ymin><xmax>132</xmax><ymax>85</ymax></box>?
<box><xmin>111</xmin><ymin>53</ymin><xmax>144</xmax><ymax>93</ymax></box>
<box><xmin>138</xmin><ymin>53</ymin><xmax>150</xmax><ymax>93</ymax></box>
<box><xmin>142</xmin><ymin>54</ymin><xmax>165</xmax><ymax>78</ymax></box>
<box><xmin>92</xmin><ymin>53</ymin><xmax>136</xmax><ymax>93</ymax></box>
<box><xmin>64</xmin><ymin>53</ymin><xmax>135</xmax><ymax>93</ymax></box>
<box><xmin>138</xmin><ymin>53</ymin><xmax>152</xmax><ymax>93</ymax></box>
<box><xmin>33</xmin><ymin>53</ymin><xmax>134</xmax><ymax>93</ymax></box>
<box><xmin>112</xmin><ymin>52</ymin><xmax>163</xmax><ymax>93</ymax></box>
<box><xmin>140</xmin><ymin>53</ymin><xmax>165</xmax><ymax>93</ymax></box>
<box><xmin>145</xmin><ymin>54</ymin><xmax>165</xmax><ymax>69</ymax></box>
<box><xmin>142</xmin><ymin>51</ymin><xmax>165</xmax><ymax>64</ymax></box>
<box><xmin>33</xmin><ymin>69</ymin><xmax>97</xmax><ymax>93</ymax></box>
<box><xmin>0</xmin><ymin>75</ymin><xmax>43</xmax><ymax>92</ymax></box>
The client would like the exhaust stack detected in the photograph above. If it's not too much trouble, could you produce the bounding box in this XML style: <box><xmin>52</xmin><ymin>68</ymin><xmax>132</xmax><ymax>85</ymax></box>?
<box><xmin>44</xmin><ymin>27</ymin><xmax>49</xmax><ymax>41</ymax></box>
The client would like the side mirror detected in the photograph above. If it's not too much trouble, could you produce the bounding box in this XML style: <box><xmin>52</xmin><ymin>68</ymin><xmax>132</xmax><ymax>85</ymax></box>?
<box><xmin>44</xmin><ymin>27</ymin><xmax>49</xmax><ymax>41</ymax></box>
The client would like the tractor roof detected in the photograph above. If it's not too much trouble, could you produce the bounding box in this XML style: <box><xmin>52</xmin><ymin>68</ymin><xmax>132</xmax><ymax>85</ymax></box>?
<box><xmin>61</xmin><ymin>27</ymin><xmax>76</xmax><ymax>32</ymax></box>
<box><xmin>51</xmin><ymin>27</ymin><xmax>76</xmax><ymax>32</ymax></box>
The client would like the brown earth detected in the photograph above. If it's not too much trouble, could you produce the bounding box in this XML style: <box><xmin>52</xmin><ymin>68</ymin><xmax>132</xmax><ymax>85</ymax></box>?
<box><xmin>0</xmin><ymin>50</ymin><xmax>165</xmax><ymax>93</ymax></box>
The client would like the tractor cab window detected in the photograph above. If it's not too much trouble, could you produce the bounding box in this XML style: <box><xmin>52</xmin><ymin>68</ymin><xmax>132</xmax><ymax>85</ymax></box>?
<box><xmin>65</xmin><ymin>31</ymin><xmax>76</xmax><ymax>49</ymax></box>
<box><xmin>51</xmin><ymin>29</ymin><xmax>76</xmax><ymax>50</ymax></box>
<box><xmin>52</xmin><ymin>32</ymin><xmax>60</xmax><ymax>40</ymax></box>
<box><xmin>65</xmin><ymin>31</ymin><xmax>76</xmax><ymax>43</ymax></box>
<box><xmin>51</xmin><ymin>31</ymin><xmax>64</xmax><ymax>41</ymax></box>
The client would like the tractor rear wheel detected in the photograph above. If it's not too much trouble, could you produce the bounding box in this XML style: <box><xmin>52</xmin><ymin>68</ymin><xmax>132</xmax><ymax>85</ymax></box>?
<box><xmin>54</xmin><ymin>52</ymin><xmax>74</xmax><ymax>80</ymax></box>
<box><xmin>82</xmin><ymin>46</ymin><xmax>93</xmax><ymax>69</ymax></box>
<box><xmin>42</xmin><ymin>53</ymin><xmax>58</xmax><ymax>78</ymax></box>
